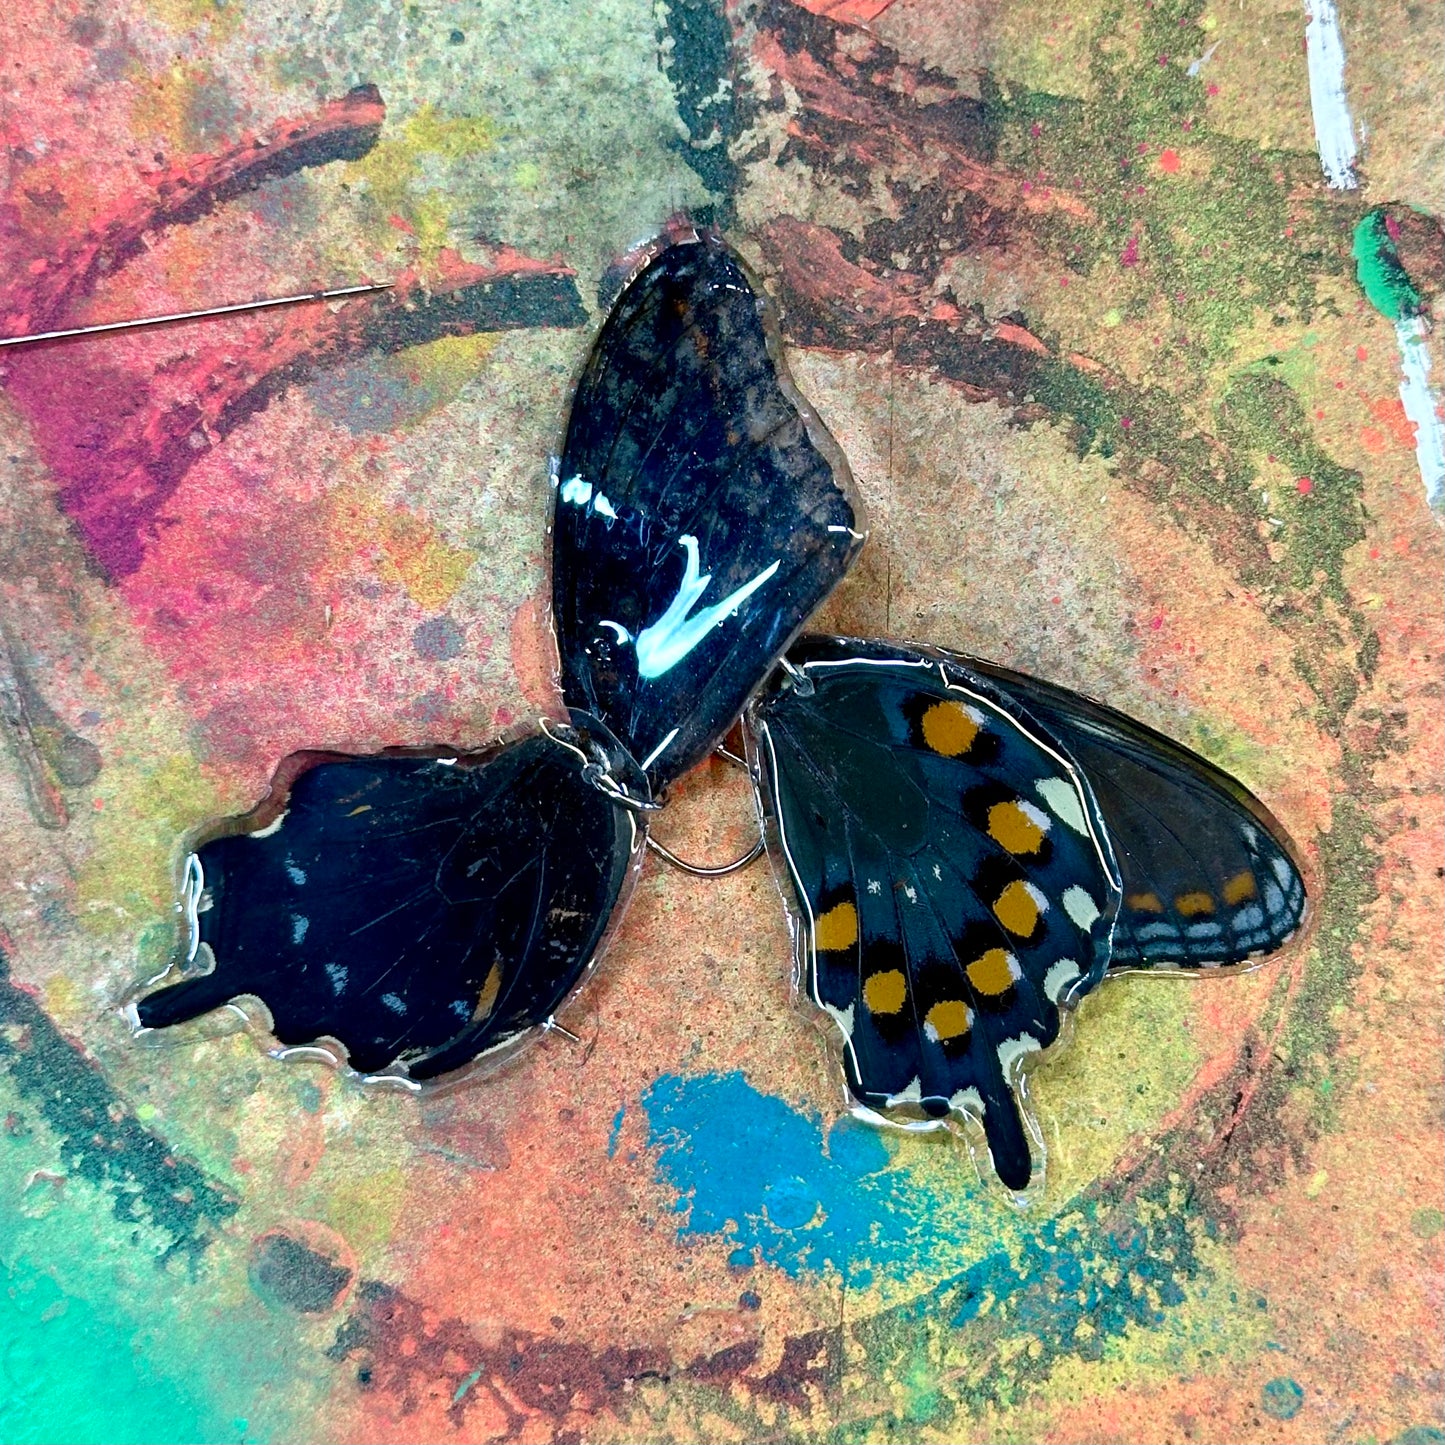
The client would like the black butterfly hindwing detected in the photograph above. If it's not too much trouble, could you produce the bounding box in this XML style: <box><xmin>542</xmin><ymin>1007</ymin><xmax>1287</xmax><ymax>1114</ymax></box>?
<box><xmin>552</xmin><ymin>230</ymin><xmax>865</xmax><ymax>794</ymax></box>
<box><xmin>748</xmin><ymin>635</ymin><xmax>1309</xmax><ymax>1191</ymax></box>
<box><xmin>747</xmin><ymin>637</ymin><xmax>1123</xmax><ymax>1190</ymax></box>
<box><xmin>134</xmin><ymin>738</ymin><xmax>640</xmax><ymax>1078</ymax></box>
<box><xmin>964</xmin><ymin>658</ymin><xmax>1308</xmax><ymax>970</ymax></box>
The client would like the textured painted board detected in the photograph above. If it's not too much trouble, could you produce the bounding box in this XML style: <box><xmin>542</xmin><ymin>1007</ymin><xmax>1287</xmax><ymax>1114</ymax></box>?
<box><xmin>0</xmin><ymin>0</ymin><xmax>1441</xmax><ymax>1442</ymax></box>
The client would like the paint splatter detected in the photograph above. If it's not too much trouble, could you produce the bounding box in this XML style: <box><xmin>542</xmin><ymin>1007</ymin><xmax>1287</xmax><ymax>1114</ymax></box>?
<box><xmin>642</xmin><ymin>1071</ymin><xmax>947</xmax><ymax>1283</ymax></box>
<box><xmin>1303</xmin><ymin>0</ymin><xmax>1358</xmax><ymax>188</ymax></box>
<box><xmin>1261</xmin><ymin>1376</ymin><xmax>1305</xmax><ymax>1420</ymax></box>
<box><xmin>1354</xmin><ymin>210</ymin><xmax>1445</xmax><ymax>510</ymax></box>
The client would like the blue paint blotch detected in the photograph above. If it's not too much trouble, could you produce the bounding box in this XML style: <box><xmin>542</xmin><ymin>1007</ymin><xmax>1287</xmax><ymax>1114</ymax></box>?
<box><xmin>641</xmin><ymin>1071</ymin><xmax>958</xmax><ymax>1284</ymax></box>
<box><xmin>738</xmin><ymin>1290</ymin><xmax>761</xmax><ymax>1311</ymax></box>
<box><xmin>607</xmin><ymin>1105</ymin><xmax>625</xmax><ymax>1159</ymax></box>
<box><xmin>1261</xmin><ymin>1377</ymin><xmax>1304</xmax><ymax>1420</ymax></box>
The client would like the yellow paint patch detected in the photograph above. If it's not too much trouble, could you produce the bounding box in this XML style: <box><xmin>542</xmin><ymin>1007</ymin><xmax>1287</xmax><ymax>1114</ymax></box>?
<box><xmin>987</xmin><ymin>800</ymin><xmax>1046</xmax><ymax>855</ymax></box>
<box><xmin>346</xmin><ymin>105</ymin><xmax>494</xmax><ymax>267</ymax></box>
<box><xmin>1175</xmin><ymin>891</ymin><xmax>1216</xmax><ymax>917</ymax></box>
<box><xmin>993</xmin><ymin>880</ymin><xmax>1041</xmax><ymax>937</ymax></box>
<box><xmin>921</xmin><ymin>699</ymin><xmax>980</xmax><ymax>757</ymax></box>
<box><xmin>327</xmin><ymin>483</ymin><xmax>477</xmax><ymax>612</ymax></box>
<box><xmin>1223</xmin><ymin>870</ymin><xmax>1258</xmax><ymax>905</ymax></box>
<box><xmin>966</xmin><ymin>948</ymin><xmax>1017</xmax><ymax>997</ymax></box>
<box><xmin>130</xmin><ymin>62</ymin><xmax>235</xmax><ymax>149</ymax></box>
<box><xmin>863</xmin><ymin>969</ymin><xmax>907</xmax><ymax>1015</ymax></box>
<box><xmin>925</xmin><ymin>999</ymin><xmax>972</xmax><ymax>1042</ymax></box>
<box><xmin>375</xmin><ymin>508</ymin><xmax>477</xmax><ymax>613</ymax></box>
<box><xmin>473</xmin><ymin>962</ymin><xmax>503</xmax><ymax>1022</ymax></box>
<box><xmin>1126</xmin><ymin>891</ymin><xmax>1165</xmax><ymax>913</ymax></box>
<box><xmin>138</xmin><ymin>0</ymin><xmax>240</xmax><ymax>42</ymax></box>
<box><xmin>814</xmin><ymin>901</ymin><xmax>859</xmax><ymax>952</ymax></box>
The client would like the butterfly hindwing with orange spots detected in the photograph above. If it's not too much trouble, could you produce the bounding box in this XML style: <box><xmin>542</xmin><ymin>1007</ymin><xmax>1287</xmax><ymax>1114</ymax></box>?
<box><xmin>747</xmin><ymin>636</ymin><xmax>1124</xmax><ymax>1190</ymax></box>
<box><xmin>747</xmin><ymin>635</ymin><xmax>1308</xmax><ymax>1191</ymax></box>
<box><xmin>962</xmin><ymin>658</ymin><xmax>1308</xmax><ymax>973</ymax></box>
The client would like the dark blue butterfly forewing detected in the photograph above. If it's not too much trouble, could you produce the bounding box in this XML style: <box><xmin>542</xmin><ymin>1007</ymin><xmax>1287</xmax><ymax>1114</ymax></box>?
<box><xmin>134</xmin><ymin>738</ymin><xmax>639</xmax><ymax>1076</ymax></box>
<box><xmin>963</xmin><ymin>658</ymin><xmax>1308</xmax><ymax>969</ymax></box>
<box><xmin>552</xmin><ymin>230</ymin><xmax>865</xmax><ymax>795</ymax></box>
<box><xmin>747</xmin><ymin>637</ymin><xmax>1123</xmax><ymax>1190</ymax></box>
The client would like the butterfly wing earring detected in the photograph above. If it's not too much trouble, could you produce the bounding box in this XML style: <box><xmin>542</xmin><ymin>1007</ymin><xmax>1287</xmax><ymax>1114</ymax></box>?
<box><xmin>745</xmin><ymin>635</ymin><xmax>1308</xmax><ymax>1191</ymax></box>
<box><xmin>131</xmin><ymin>227</ymin><xmax>865</xmax><ymax>1084</ymax></box>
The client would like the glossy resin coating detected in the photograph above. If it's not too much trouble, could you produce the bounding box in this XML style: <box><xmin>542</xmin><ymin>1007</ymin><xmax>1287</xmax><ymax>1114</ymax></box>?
<box><xmin>748</xmin><ymin>636</ymin><xmax>1307</xmax><ymax>1190</ymax></box>
<box><xmin>552</xmin><ymin>231</ymin><xmax>865</xmax><ymax>795</ymax></box>
<box><xmin>135</xmin><ymin>735</ymin><xmax>639</xmax><ymax>1080</ymax></box>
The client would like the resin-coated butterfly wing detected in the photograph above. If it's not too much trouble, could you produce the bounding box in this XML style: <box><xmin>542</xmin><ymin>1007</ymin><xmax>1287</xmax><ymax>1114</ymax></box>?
<box><xmin>747</xmin><ymin>637</ymin><xmax>1123</xmax><ymax>1191</ymax></box>
<box><xmin>963</xmin><ymin>659</ymin><xmax>1308</xmax><ymax>969</ymax></box>
<box><xmin>552</xmin><ymin>230</ymin><xmax>864</xmax><ymax>795</ymax></box>
<box><xmin>134</xmin><ymin>737</ymin><xmax>639</xmax><ymax>1079</ymax></box>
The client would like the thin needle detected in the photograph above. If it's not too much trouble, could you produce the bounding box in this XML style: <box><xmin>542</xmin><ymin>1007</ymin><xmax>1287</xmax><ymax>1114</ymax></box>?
<box><xmin>0</xmin><ymin>281</ymin><xmax>393</xmax><ymax>349</ymax></box>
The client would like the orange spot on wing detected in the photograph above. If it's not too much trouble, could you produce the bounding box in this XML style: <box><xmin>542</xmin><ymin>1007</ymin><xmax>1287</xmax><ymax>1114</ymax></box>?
<box><xmin>863</xmin><ymin>969</ymin><xmax>907</xmax><ymax>1015</ymax></box>
<box><xmin>966</xmin><ymin>949</ymin><xmax>1017</xmax><ymax>997</ymax></box>
<box><xmin>925</xmin><ymin>999</ymin><xmax>972</xmax><ymax>1041</ymax></box>
<box><xmin>993</xmin><ymin>881</ymin><xmax>1041</xmax><ymax>937</ymax></box>
<box><xmin>988</xmin><ymin>801</ymin><xmax>1046</xmax><ymax>855</ymax></box>
<box><xmin>921</xmin><ymin>699</ymin><xmax>980</xmax><ymax>757</ymax></box>
<box><xmin>1126</xmin><ymin>891</ymin><xmax>1165</xmax><ymax>913</ymax></box>
<box><xmin>1175</xmin><ymin>891</ymin><xmax>1216</xmax><ymax>916</ymax></box>
<box><xmin>815</xmin><ymin>901</ymin><xmax>859</xmax><ymax>952</ymax></box>
<box><xmin>1223</xmin><ymin>871</ymin><xmax>1258</xmax><ymax>905</ymax></box>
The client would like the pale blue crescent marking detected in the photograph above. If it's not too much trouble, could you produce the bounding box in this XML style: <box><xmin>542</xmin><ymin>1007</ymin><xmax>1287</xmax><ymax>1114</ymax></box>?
<box><xmin>560</xmin><ymin>474</ymin><xmax>619</xmax><ymax>524</ymax></box>
<box><xmin>606</xmin><ymin>535</ymin><xmax>780</xmax><ymax>681</ymax></box>
<box><xmin>560</xmin><ymin>476</ymin><xmax>593</xmax><ymax>506</ymax></box>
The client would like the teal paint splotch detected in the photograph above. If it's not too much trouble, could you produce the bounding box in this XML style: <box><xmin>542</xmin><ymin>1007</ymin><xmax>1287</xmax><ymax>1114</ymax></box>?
<box><xmin>0</xmin><ymin>1255</ymin><xmax>234</xmax><ymax>1445</ymax></box>
<box><xmin>641</xmin><ymin>1071</ymin><xmax>975</xmax><ymax>1284</ymax></box>
<box><xmin>1261</xmin><ymin>1377</ymin><xmax>1305</xmax><ymax>1420</ymax></box>
<box><xmin>1353</xmin><ymin>209</ymin><xmax>1423</xmax><ymax>322</ymax></box>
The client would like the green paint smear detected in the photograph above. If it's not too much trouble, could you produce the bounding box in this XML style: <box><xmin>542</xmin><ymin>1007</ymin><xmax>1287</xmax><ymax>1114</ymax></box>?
<box><xmin>1353</xmin><ymin>210</ymin><xmax>1423</xmax><ymax>323</ymax></box>
<box><xmin>0</xmin><ymin>1255</ymin><xmax>233</xmax><ymax>1444</ymax></box>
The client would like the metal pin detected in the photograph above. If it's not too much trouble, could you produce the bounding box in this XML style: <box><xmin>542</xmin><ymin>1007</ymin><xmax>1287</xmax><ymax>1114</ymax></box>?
<box><xmin>0</xmin><ymin>282</ymin><xmax>393</xmax><ymax>350</ymax></box>
<box><xmin>543</xmin><ymin>1018</ymin><xmax>582</xmax><ymax>1044</ymax></box>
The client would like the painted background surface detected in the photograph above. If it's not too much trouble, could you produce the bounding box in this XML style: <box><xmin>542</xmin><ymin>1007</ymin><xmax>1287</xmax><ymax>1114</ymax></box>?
<box><xmin>0</xmin><ymin>0</ymin><xmax>1441</xmax><ymax>1440</ymax></box>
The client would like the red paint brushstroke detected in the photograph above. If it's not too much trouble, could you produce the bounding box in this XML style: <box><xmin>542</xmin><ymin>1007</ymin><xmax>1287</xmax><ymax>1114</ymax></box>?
<box><xmin>752</xmin><ymin>5</ymin><xmax>1094</xmax><ymax>224</ymax></box>
<box><xmin>789</xmin><ymin>0</ymin><xmax>898</xmax><ymax>23</ymax></box>
<box><xmin>329</xmin><ymin>1279</ymin><xmax>840</xmax><ymax>1441</ymax></box>
<box><xmin>4</xmin><ymin>249</ymin><xmax>583</xmax><ymax>578</ymax></box>
<box><xmin>0</xmin><ymin>86</ymin><xmax>386</xmax><ymax>336</ymax></box>
<box><xmin>0</xmin><ymin>85</ymin><xmax>585</xmax><ymax>580</ymax></box>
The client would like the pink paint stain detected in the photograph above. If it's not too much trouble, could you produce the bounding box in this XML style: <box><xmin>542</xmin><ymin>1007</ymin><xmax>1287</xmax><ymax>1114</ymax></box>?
<box><xmin>1120</xmin><ymin>234</ymin><xmax>1140</xmax><ymax>267</ymax></box>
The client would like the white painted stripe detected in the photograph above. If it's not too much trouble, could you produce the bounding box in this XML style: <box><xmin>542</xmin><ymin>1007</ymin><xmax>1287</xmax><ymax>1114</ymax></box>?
<box><xmin>1395</xmin><ymin>315</ymin><xmax>1445</xmax><ymax>509</ymax></box>
<box><xmin>1303</xmin><ymin>0</ymin><xmax>1358</xmax><ymax>189</ymax></box>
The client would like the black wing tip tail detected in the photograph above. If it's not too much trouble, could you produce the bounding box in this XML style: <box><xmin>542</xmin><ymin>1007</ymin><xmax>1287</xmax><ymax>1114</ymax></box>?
<box><xmin>846</xmin><ymin>1072</ymin><xmax>1042</xmax><ymax>1194</ymax></box>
